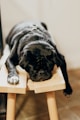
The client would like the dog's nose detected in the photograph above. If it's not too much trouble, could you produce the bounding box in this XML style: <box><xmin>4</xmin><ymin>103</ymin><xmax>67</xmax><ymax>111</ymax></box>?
<box><xmin>38</xmin><ymin>70</ymin><xmax>44</xmax><ymax>76</ymax></box>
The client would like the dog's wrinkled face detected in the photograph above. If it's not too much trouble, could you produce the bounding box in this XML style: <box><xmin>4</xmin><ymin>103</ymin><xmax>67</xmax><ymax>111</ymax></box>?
<box><xmin>19</xmin><ymin>43</ymin><xmax>56</xmax><ymax>81</ymax></box>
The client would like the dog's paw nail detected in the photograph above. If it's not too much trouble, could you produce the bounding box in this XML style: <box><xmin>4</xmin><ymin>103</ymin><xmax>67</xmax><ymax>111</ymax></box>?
<box><xmin>63</xmin><ymin>89</ymin><xmax>72</xmax><ymax>96</ymax></box>
<box><xmin>7</xmin><ymin>76</ymin><xmax>19</xmax><ymax>84</ymax></box>
<box><xmin>63</xmin><ymin>92</ymin><xmax>71</xmax><ymax>97</ymax></box>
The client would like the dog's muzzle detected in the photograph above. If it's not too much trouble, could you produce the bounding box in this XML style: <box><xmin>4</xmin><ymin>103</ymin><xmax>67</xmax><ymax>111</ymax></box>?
<box><xmin>30</xmin><ymin>70</ymin><xmax>52</xmax><ymax>81</ymax></box>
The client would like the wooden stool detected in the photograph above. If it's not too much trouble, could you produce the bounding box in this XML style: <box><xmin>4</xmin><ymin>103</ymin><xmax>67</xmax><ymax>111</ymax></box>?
<box><xmin>0</xmin><ymin>65</ymin><xmax>65</xmax><ymax>120</ymax></box>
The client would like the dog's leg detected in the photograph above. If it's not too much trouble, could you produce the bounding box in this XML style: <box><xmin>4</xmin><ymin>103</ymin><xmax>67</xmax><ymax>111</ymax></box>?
<box><xmin>60</xmin><ymin>56</ymin><xmax>72</xmax><ymax>95</ymax></box>
<box><xmin>5</xmin><ymin>41</ymin><xmax>19</xmax><ymax>84</ymax></box>
<box><xmin>56</xmin><ymin>51</ymin><xmax>72</xmax><ymax>95</ymax></box>
<box><xmin>52</xmin><ymin>45</ymin><xmax>72</xmax><ymax>95</ymax></box>
<box><xmin>0</xmin><ymin>44</ymin><xmax>10</xmax><ymax>69</ymax></box>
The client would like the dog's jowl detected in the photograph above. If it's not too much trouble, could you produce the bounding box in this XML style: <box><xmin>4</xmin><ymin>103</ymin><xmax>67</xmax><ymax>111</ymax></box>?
<box><xmin>1</xmin><ymin>22</ymin><xmax>72</xmax><ymax>95</ymax></box>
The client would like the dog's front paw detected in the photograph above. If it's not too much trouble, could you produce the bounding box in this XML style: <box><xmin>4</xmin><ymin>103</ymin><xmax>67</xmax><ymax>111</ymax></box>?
<box><xmin>63</xmin><ymin>83</ymin><xmax>73</xmax><ymax>96</ymax></box>
<box><xmin>7</xmin><ymin>75</ymin><xmax>19</xmax><ymax>84</ymax></box>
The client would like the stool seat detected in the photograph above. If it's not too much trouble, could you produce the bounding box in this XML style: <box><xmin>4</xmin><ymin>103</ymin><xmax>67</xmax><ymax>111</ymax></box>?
<box><xmin>0</xmin><ymin>65</ymin><xmax>65</xmax><ymax>94</ymax></box>
<box><xmin>28</xmin><ymin>67</ymin><xmax>65</xmax><ymax>93</ymax></box>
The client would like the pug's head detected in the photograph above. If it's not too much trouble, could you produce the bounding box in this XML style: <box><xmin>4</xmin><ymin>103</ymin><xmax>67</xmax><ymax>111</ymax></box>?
<box><xmin>19</xmin><ymin>42</ymin><xmax>58</xmax><ymax>81</ymax></box>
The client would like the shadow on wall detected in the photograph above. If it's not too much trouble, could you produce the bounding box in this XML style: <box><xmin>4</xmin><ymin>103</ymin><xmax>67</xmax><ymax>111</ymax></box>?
<box><xmin>0</xmin><ymin>13</ymin><xmax>7</xmax><ymax>120</ymax></box>
<box><xmin>0</xmin><ymin>15</ymin><xmax>3</xmax><ymax>57</ymax></box>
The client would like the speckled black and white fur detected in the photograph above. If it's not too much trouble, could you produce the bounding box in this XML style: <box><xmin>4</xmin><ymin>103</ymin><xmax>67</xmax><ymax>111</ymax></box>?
<box><xmin>0</xmin><ymin>22</ymin><xmax>72</xmax><ymax>95</ymax></box>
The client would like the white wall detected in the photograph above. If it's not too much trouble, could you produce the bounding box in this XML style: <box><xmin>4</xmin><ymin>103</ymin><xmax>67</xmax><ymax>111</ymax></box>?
<box><xmin>0</xmin><ymin>0</ymin><xmax>80</xmax><ymax>69</ymax></box>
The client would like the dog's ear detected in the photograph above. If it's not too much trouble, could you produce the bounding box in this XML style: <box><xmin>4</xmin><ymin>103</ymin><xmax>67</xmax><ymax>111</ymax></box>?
<box><xmin>19</xmin><ymin>50</ymin><xmax>28</xmax><ymax>68</ymax></box>
<box><xmin>51</xmin><ymin>50</ymin><xmax>63</xmax><ymax>67</ymax></box>
<box><xmin>54</xmin><ymin>55</ymin><xmax>63</xmax><ymax>66</ymax></box>
<box><xmin>19</xmin><ymin>50</ymin><xmax>34</xmax><ymax>66</ymax></box>
<box><xmin>41</xmin><ymin>22</ymin><xmax>48</xmax><ymax>30</ymax></box>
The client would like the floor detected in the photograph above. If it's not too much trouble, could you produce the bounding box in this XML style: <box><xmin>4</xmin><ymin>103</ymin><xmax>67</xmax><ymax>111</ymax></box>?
<box><xmin>14</xmin><ymin>68</ymin><xmax>80</xmax><ymax>120</ymax></box>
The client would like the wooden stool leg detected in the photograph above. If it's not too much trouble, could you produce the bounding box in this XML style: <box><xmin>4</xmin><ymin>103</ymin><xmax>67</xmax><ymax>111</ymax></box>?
<box><xmin>6</xmin><ymin>93</ymin><xmax>16</xmax><ymax>120</ymax></box>
<box><xmin>46</xmin><ymin>92</ymin><xmax>59</xmax><ymax>120</ymax></box>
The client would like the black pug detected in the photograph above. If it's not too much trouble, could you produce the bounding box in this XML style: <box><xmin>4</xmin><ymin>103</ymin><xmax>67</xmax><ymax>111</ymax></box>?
<box><xmin>3</xmin><ymin>22</ymin><xmax>72</xmax><ymax>95</ymax></box>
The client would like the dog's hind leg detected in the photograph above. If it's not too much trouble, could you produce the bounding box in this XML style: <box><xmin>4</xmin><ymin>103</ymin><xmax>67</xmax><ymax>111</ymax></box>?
<box><xmin>0</xmin><ymin>44</ymin><xmax>10</xmax><ymax>69</ymax></box>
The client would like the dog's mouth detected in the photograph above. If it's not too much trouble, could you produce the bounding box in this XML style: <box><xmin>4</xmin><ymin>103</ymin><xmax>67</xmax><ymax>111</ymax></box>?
<box><xmin>29</xmin><ymin>72</ymin><xmax>52</xmax><ymax>82</ymax></box>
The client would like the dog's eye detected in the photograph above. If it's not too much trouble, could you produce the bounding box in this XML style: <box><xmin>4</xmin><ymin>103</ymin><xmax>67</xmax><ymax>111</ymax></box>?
<box><xmin>46</xmin><ymin>55</ymin><xmax>53</xmax><ymax>61</ymax></box>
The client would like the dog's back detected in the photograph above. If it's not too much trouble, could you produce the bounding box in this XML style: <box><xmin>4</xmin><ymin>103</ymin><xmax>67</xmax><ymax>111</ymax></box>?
<box><xmin>6</xmin><ymin>22</ymin><xmax>49</xmax><ymax>48</ymax></box>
